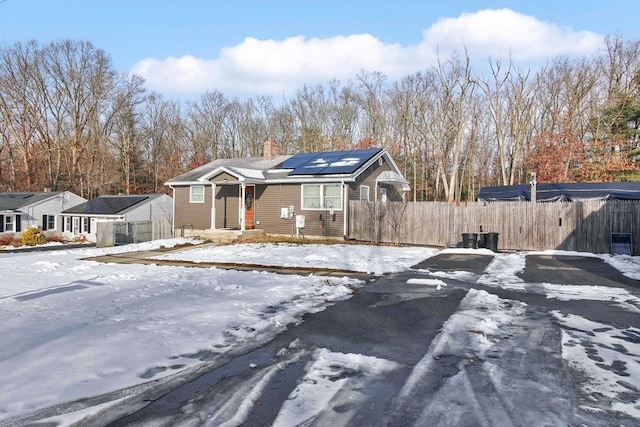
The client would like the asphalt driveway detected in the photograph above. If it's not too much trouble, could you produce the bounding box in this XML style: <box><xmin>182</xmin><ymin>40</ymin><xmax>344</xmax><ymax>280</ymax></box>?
<box><xmin>6</xmin><ymin>247</ymin><xmax>634</xmax><ymax>427</ymax></box>
<box><xmin>93</xmin><ymin>251</ymin><xmax>639</xmax><ymax>427</ymax></box>
<box><xmin>521</xmin><ymin>254</ymin><xmax>639</xmax><ymax>289</ymax></box>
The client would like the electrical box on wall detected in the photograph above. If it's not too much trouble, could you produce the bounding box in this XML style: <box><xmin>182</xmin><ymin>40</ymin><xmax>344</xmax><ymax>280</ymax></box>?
<box><xmin>280</xmin><ymin>208</ymin><xmax>289</xmax><ymax>219</ymax></box>
<box><xmin>296</xmin><ymin>215</ymin><xmax>305</xmax><ymax>229</ymax></box>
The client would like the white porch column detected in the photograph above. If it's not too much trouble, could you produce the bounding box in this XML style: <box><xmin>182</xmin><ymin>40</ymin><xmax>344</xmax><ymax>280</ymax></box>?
<box><xmin>210</xmin><ymin>183</ymin><xmax>216</xmax><ymax>229</ymax></box>
<box><xmin>240</xmin><ymin>182</ymin><xmax>246</xmax><ymax>231</ymax></box>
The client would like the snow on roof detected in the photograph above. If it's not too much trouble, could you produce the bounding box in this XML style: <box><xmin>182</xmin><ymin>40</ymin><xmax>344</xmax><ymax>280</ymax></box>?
<box><xmin>228</xmin><ymin>167</ymin><xmax>265</xmax><ymax>180</ymax></box>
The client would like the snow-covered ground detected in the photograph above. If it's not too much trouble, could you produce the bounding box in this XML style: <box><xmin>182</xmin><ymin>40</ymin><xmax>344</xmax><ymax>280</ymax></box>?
<box><xmin>0</xmin><ymin>240</ymin><xmax>638</xmax><ymax>425</ymax></box>
<box><xmin>148</xmin><ymin>241</ymin><xmax>433</xmax><ymax>274</ymax></box>
<box><xmin>0</xmin><ymin>240</ymin><xmax>433</xmax><ymax>424</ymax></box>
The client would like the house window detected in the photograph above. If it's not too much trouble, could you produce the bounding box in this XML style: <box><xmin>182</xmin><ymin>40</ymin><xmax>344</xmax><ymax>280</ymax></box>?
<box><xmin>42</xmin><ymin>215</ymin><xmax>56</xmax><ymax>231</ymax></box>
<box><xmin>302</xmin><ymin>184</ymin><xmax>342</xmax><ymax>210</ymax></box>
<box><xmin>4</xmin><ymin>215</ymin><xmax>14</xmax><ymax>232</ymax></box>
<box><xmin>360</xmin><ymin>185</ymin><xmax>370</xmax><ymax>202</ymax></box>
<box><xmin>0</xmin><ymin>214</ymin><xmax>21</xmax><ymax>232</ymax></box>
<box><xmin>81</xmin><ymin>217</ymin><xmax>90</xmax><ymax>233</ymax></box>
<box><xmin>190</xmin><ymin>185</ymin><xmax>205</xmax><ymax>203</ymax></box>
<box><xmin>64</xmin><ymin>217</ymin><xmax>72</xmax><ymax>233</ymax></box>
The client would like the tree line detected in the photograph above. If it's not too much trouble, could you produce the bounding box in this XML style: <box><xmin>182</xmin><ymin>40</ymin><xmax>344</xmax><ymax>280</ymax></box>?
<box><xmin>1</xmin><ymin>37</ymin><xmax>638</xmax><ymax>201</ymax></box>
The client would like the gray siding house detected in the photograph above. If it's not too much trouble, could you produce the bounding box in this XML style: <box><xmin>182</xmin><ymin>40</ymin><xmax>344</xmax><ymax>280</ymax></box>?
<box><xmin>59</xmin><ymin>194</ymin><xmax>173</xmax><ymax>243</ymax></box>
<box><xmin>0</xmin><ymin>191</ymin><xmax>86</xmax><ymax>235</ymax></box>
<box><xmin>165</xmin><ymin>142</ymin><xmax>410</xmax><ymax>239</ymax></box>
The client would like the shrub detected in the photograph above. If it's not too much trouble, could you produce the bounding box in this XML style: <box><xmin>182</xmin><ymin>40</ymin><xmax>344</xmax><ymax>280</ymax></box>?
<box><xmin>0</xmin><ymin>233</ymin><xmax>16</xmax><ymax>246</ymax></box>
<box><xmin>44</xmin><ymin>231</ymin><xmax>66</xmax><ymax>243</ymax></box>
<box><xmin>21</xmin><ymin>226</ymin><xmax>47</xmax><ymax>246</ymax></box>
<box><xmin>72</xmin><ymin>234</ymin><xmax>87</xmax><ymax>243</ymax></box>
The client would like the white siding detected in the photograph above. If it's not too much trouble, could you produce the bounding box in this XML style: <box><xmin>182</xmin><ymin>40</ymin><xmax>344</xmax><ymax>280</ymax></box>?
<box><xmin>19</xmin><ymin>192</ymin><xmax>86</xmax><ymax>233</ymax></box>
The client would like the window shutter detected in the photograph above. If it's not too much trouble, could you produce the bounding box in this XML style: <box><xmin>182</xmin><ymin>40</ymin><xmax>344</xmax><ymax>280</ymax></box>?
<box><xmin>87</xmin><ymin>218</ymin><xmax>91</xmax><ymax>233</ymax></box>
<box><xmin>42</xmin><ymin>214</ymin><xmax>48</xmax><ymax>230</ymax></box>
<box><xmin>16</xmin><ymin>215</ymin><xmax>22</xmax><ymax>232</ymax></box>
<box><xmin>0</xmin><ymin>215</ymin><xmax>4</xmax><ymax>232</ymax></box>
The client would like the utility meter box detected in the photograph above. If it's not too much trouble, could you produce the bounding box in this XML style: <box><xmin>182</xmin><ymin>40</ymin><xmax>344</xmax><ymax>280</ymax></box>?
<box><xmin>295</xmin><ymin>215</ymin><xmax>305</xmax><ymax>229</ymax></box>
<box><xmin>280</xmin><ymin>207</ymin><xmax>289</xmax><ymax>219</ymax></box>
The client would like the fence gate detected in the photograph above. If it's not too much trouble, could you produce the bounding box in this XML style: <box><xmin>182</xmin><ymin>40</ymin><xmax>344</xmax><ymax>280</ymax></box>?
<box><xmin>610</xmin><ymin>210</ymin><xmax>633</xmax><ymax>255</ymax></box>
<box><xmin>114</xmin><ymin>221</ymin><xmax>153</xmax><ymax>246</ymax></box>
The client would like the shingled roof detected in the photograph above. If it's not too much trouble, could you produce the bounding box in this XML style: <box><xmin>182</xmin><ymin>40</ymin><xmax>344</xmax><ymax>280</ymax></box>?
<box><xmin>0</xmin><ymin>192</ymin><xmax>63</xmax><ymax>212</ymax></box>
<box><xmin>165</xmin><ymin>148</ymin><xmax>393</xmax><ymax>185</ymax></box>
<box><xmin>166</xmin><ymin>156</ymin><xmax>290</xmax><ymax>184</ymax></box>
<box><xmin>61</xmin><ymin>194</ymin><xmax>165</xmax><ymax>216</ymax></box>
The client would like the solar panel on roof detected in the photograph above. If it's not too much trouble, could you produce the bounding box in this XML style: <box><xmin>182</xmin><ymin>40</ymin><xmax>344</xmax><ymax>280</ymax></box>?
<box><xmin>280</xmin><ymin>153</ymin><xmax>318</xmax><ymax>169</ymax></box>
<box><xmin>64</xmin><ymin>196</ymin><xmax>148</xmax><ymax>215</ymax></box>
<box><xmin>287</xmin><ymin>148</ymin><xmax>381</xmax><ymax>176</ymax></box>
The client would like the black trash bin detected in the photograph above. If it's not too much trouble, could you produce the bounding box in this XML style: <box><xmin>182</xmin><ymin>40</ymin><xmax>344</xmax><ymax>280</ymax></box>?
<box><xmin>485</xmin><ymin>232</ymin><xmax>499</xmax><ymax>252</ymax></box>
<box><xmin>462</xmin><ymin>233</ymin><xmax>478</xmax><ymax>249</ymax></box>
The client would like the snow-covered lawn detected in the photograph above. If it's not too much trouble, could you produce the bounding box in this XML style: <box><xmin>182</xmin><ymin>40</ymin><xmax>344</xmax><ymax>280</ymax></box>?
<box><xmin>0</xmin><ymin>239</ymin><xmax>434</xmax><ymax>423</ymax></box>
<box><xmin>148</xmin><ymin>241</ymin><xmax>435</xmax><ymax>274</ymax></box>
<box><xmin>0</xmin><ymin>240</ymin><xmax>638</xmax><ymax>425</ymax></box>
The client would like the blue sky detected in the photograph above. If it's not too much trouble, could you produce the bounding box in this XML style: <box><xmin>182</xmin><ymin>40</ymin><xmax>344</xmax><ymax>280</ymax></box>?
<box><xmin>1</xmin><ymin>0</ymin><xmax>639</xmax><ymax>99</ymax></box>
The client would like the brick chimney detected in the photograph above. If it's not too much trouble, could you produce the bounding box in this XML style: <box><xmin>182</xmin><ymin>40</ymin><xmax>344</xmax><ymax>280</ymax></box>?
<box><xmin>263</xmin><ymin>140</ymin><xmax>280</xmax><ymax>159</ymax></box>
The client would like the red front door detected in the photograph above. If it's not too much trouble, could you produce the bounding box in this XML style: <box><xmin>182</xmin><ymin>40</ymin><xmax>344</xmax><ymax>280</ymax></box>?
<box><xmin>244</xmin><ymin>185</ymin><xmax>255</xmax><ymax>229</ymax></box>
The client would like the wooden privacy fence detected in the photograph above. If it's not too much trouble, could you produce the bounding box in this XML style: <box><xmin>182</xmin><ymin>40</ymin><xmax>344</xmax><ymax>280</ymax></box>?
<box><xmin>348</xmin><ymin>200</ymin><xmax>640</xmax><ymax>255</ymax></box>
<box><xmin>96</xmin><ymin>219</ymin><xmax>173</xmax><ymax>248</ymax></box>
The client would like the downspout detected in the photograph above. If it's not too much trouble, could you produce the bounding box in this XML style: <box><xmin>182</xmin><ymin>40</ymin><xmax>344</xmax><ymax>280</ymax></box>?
<box><xmin>342</xmin><ymin>180</ymin><xmax>347</xmax><ymax>239</ymax></box>
<box><xmin>169</xmin><ymin>185</ymin><xmax>175</xmax><ymax>237</ymax></box>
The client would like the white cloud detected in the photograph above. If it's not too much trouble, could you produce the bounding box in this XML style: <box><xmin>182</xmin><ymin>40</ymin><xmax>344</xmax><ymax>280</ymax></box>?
<box><xmin>131</xmin><ymin>8</ymin><xmax>605</xmax><ymax>98</ymax></box>
<box><xmin>424</xmin><ymin>9</ymin><xmax>603</xmax><ymax>61</ymax></box>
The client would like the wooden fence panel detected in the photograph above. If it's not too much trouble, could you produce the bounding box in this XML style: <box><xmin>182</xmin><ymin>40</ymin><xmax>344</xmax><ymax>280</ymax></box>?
<box><xmin>348</xmin><ymin>200</ymin><xmax>640</xmax><ymax>255</ymax></box>
<box><xmin>152</xmin><ymin>218</ymin><xmax>173</xmax><ymax>241</ymax></box>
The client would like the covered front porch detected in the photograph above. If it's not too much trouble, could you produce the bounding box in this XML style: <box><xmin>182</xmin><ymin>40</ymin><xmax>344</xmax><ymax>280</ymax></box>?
<box><xmin>207</xmin><ymin>175</ymin><xmax>258</xmax><ymax>232</ymax></box>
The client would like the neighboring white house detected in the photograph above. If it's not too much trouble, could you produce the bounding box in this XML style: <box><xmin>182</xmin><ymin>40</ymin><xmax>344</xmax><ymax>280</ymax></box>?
<box><xmin>0</xmin><ymin>191</ymin><xmax>86</xmax><ymax>235</ymax></box>
<box><xmin>59</xmin><ymin>194</ymin><xmax>173</xmax><ymax>243</ymax></box>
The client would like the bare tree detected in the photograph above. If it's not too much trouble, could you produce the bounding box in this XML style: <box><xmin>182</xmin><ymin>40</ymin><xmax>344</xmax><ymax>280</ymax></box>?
<box><xmin>355</xmin><ymin>70</ymin><xmax>389</xmax><ymax>144</ymax></box>
<box><xmin>108</xmin><ymin>78</ymin><xmax>146</xmax><ymax>194</ymax></box>
<box><xmin>388</xmin><ymin>73</ymin><xmax>433</xmax><ymax>201</ymax></box>
<box><xmin>186</xmin><ymin>90</ymin><xmax>230</xmax><ymax>165</ymax></box>
<box><xmin>479</xmin><ymin>58</ymin><xmax>537</xmax><ymax>185</ymax></box>
<box><xmin>0</xmin><ymin>40</ymin><xmax>140</xmax><ymax>195</ymax></box>
<box><xmin>3</xmin><ymin>35</ymin><xmax>639</xmax><ymax>197</ymax></box>
<box><xmin>268</xmin><ymin>103</ymin><xmax>298</xmax><ymax>154</ymax></box>
<box><xmin>289</xmin><ymin>84</ymin><xmax>330</xmax><ymax>152</ymax></box>
<box><xmin>326</xmin><ymin>79</ymin><xmax>359</xmax><ymax>150</ymax></box>
<box><xmin>140</xmin><ymin>93</ymin><xmax>187</xmax><ymax>192</ymax></box>
<box><xmin>0</xmin><ymin>41</ymin><xmax>46</xmax><ymax>190</ymax></box>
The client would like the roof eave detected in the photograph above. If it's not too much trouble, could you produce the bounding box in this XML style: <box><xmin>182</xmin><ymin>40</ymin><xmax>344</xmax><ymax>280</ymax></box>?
<box><xmin>266</xmin><ymin>175</ymin><xmax>357</xmax><ymax>184</ymax></box>
<box><xmin>59</xmin><ymin>213</ymin><xmax>124</xmax><ymax>218</ymax></box>
<box><xmin>199</xmin><ymin>166</ymin><xmax>245</xmax><ymax>182</ymax></box>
